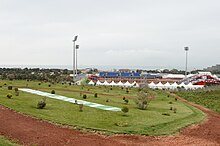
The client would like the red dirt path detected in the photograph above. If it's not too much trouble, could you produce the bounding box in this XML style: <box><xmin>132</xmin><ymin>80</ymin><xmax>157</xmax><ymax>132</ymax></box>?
<box><xmin>0</xmin><ymin>93</ymin><xmax>220</xmax><ymax>146</ymax></box>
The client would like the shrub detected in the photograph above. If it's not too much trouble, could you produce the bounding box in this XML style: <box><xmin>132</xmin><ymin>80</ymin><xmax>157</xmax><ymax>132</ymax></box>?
<box><xmin>38</xmin><ymin>83</ymin><xmax>41</xmax><ymax>85</ymax></box>
<box><xmin>126</xmin><ymin>90</ymin><xmax>129</xmax><ymax>94</ymax></box>
<box><xmin>169</xmin><ymin>101</ymin><xmax>173</xmax><ymax>104</ymax></box>
<box><xmin>48</xmin><ymin>84</ymin><xmax>51</xmax><ymax>87</ymax></box>
<box><xmin>75</xmin><ymin>100</ymin><xmax>78</xmax><ymax>104</ymax></box>
<box><xmin>162</xmin><ymin>113</ymin><xmax>170</xmax><ymax>116</ymax></box>
<box><xmin>8</xmin><ymin>86</ymin><xmax>13</xmax><ymax>90</ymax></box>
<box><xmin>14</xmin><ymin>88</ymin><xmax>18</xmax><ymax>92</ymax></box>
<box><xmin>173</xmin><ymin>107</ymin><xmax>177</xmax><ymax>113</ymax></box>
<box><xmin>4</xmin><ymin>83</ymin><xmax>7</xmax><ymax>85</ymax></box>
<box><xmin>6</xmin><ymin>93</ymin><xmax>12</xmax><ymax>98</ymax></box>
<box><xmin>94</xmin><ymin>93</ymin><xmax>98</xmax><ymax>97</ymax></box>
<box><xmin>175</xmin><ymin>98</ymin><xmax>178</xmax><ymax>101</ymax></box>
<box><xmin>69</xmin><ymin>83</ymin><xmax>71</xmax><ymax>86</ymax></box>
<box><xmin>110</xmin><ymin>87</ymin><xmax>112</xmax><ymax>90</ymax></box>
<box><xmin>83</xmin><ymin>94</ymin><xmax>87</xmax><ymax>99</ymax></box>
<box><xmin>124</xmin><ymin>99</ymin><xmax>129</xmax><ymax>104</ymax></box>
<box><xmin>123</xmin><ymin>97</ymin><xmax>126</xmax><ymax>100</ymax></box>
<box><xmin>106</xmin><ymin>99</ymin><xmax>109</xmax><ymax>102</ymax></box>
<box><xmin>37</xmin><ymin>101</ymin><xmax>46</xmax><ymax>109</ymax></box>
<box><xmin>170</xmin><ymin>107</ymin><xmax>173</xmax><ymax>110</ymax></box>
<box><xmin>121</xmin><ymin>106</ymin><xmax>129</xmax><ymax>114</ymax></box>
<box><xmin>51</xmin><ymin>90</ymin><xmax>55</xmax><ymax>94</ymax></box>
<box><xmin>15</xmin><ymin>92</ymin><xmax>19</xmax><ymax>96</ymax></box>
<box><xmin>134</xmin><ymin>91</ymin><xmax>155</xmax><ymax>110</ymax></box>
<box><xmin>167</xmin><ymin>95</ymin><xmax>170</xmax><ymax>97</ymax></box>
<box><xmin>0</xmin><ymin>86</ymin><xmax>2</xmax><ymax>88</ymax></box>
<box><xmin>37</xmin><ymin>97</ymin><xmax>47</xmax><ymax>109</ymax></box>
<box><xmin>79</xmin><ymin>104</ymin><xmax>83</xmax><ymax>112</ymax></box>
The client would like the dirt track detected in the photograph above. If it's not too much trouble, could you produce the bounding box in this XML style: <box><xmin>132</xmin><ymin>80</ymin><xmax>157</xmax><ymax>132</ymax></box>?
<box><xmin>0</xmin><ymin>92</ymin><xmax>220</xmax><ymax>146</ymax></box>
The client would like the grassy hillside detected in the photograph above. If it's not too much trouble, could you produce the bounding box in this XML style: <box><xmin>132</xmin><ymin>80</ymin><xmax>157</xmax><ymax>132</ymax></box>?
<box><xmin>176</xmin><ymin>89</ymin><xmax>220</xmax><ymax>113</ymax></box>
<box><xmin>0</xmin><ymin>80</ymin><xmax>205</xmax><ymax>136</ymax></box>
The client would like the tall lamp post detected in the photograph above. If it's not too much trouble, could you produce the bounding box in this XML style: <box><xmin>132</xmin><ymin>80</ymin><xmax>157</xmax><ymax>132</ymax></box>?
<box><xmin>184</xmin><ymin>46</ymin><xmax>189</xmax><ymax>77</ymax></box>
<box><xmin>75</xmin><ymin>45</ymin><xmax>79</xmax><ymax>78</ymax></box>
<box><xmin>72</xmin><ymin>35</ymin><xmax>78</xmax><ymax>82</ymax></box>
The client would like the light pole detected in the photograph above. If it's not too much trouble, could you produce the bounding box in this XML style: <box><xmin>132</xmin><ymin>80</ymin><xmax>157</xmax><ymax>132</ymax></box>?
<box><xmin>184</xmin><ymin>46</ymin><xmax>189</xmax><ymax>77</ymax></box>
<box><xmin>75</xmin><ymin>44</ymin><xmax>79</xmax><ymax>79</ymax></box>
<box><xmin>72</xmin><ymin>35</ymin><xmax>78</xmax><ymax>82</ymax></box>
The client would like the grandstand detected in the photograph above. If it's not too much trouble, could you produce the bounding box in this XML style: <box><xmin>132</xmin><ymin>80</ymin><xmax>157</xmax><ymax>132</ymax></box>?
<box><xmin>178</xmin><ymin>72</ymin><xmax>220</xmax><ymax>86</ymax></box>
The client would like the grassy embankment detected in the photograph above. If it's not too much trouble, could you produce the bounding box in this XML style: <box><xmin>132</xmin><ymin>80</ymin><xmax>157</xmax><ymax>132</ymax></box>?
<box><xmin>0</xmin><ymin>80</ymin><xmax>205</xmax><ymax>136</ymax></box>
<box><xmin>0</xmin><ymin>136</ymin><xmax>19</xmax><ymax>146</ymax></box>
<box><xmin>176</xmin><ymin>88</ymin><xmax>220</xmax><ymax>113</ymax></box>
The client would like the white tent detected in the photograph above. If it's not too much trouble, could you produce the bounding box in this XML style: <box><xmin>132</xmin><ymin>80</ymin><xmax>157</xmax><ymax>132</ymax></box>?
<box><xmin>96</xmin><ymin>80</ymin><xmax>103</xmax><ymax>86</ymax></box>
<box><xmin>163</xmin><ymin>82</ymin><xmax>171</xmax><ymax>89</ymax></box>
<box><xmin>88</xmin><ymin>80</ymin><xmax>95</xmax><ymax>85</ymax></box>
<box><xmin>148</xmin><ymin>82</ymin><xmax>156</xmax><ymax>88</ymax></box>
<box><xmin>170</xmin><ymin>82</ymin><xmax>178</xmax><ymax>90</ymax></box>
<box><xmin>185</xmin><ymin>82</ymin><xmax>193</xmax><ymax>90</ymax></box>
<box><xmin>124</xmin><ymin>81</ymin><xmax>132</xmax><ymax>87</ymax></box>
<box><xmin>103</xmin><ymin>80</ymin><xmax>110</xmax><ymax>86</ymax></box>
<box><xmin>117</xmin><ymin>81</ymin><xmax>124</xmax><ymax>86</ymax></box>
<box><xmin>155</xmin><ymin>82</ymin><xmax>164</xmax><ymax>89</ymax></box>
<box><xmin>109</xmin><ymin>81</ymin><xmax>117</xmax><ymax>86</ymax></box>
<box><xmin>178</xmin><ymin>82</ymin><xmax>186</xmax><ymax>87</ymax></box>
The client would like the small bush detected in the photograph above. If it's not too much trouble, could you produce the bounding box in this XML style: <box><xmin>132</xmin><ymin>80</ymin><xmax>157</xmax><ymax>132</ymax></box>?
<box><xmin>15</xmin><ymin>92</ymin><xmax>19</xmax><ymax>96</ymax></box>
<box><xmin>8</xmin><ymin>86</ymin><xmax>13</xmax><ymax>90</ymax></box>
<box><xmin>175</xmin><ymin>98</ymin><xmax>178</xmax><ymax>101</ymax></box>
<box><xmin>114</xmin><ymin>122</ymin><xmax>128</xmax><ymax>127</ymax></box>
<box><xmin>83</xmin><ymin>94</ymin><xmax>87</xmax><ymax>99</ymax></box>
<box><xmin>123</xmin><ymin>97</ymin><xmax>126</xmax><ymax>100</ymax></box>
<box><xmin>94</xmin><ymin>93</ymin><xmax>98</xmax><ymax>97</ymax></box>
<box><xmin>69</xmin><ymin>83</ymin><xmax>71</xmax><ymax>86</ymax></box>
<box><xmin>106</xmin><ymin>99</ymin><xmax>109</xmax><ymax>102</ymax></box>
<box><xmin>170</xmin><ymin>107</ymin><xmax>173</xmax><ymax>110</ymax></box>
<box><xmin>79</xmin><ymin>104</ymin><xmax>83</xmax><ymax>112</ymax></box>
<box><xmin>126</xmin><ymin>90</ymin><xmax>129</xmax><ymax>94</ymax></box>
<box><xmin>173</xmin><ymin>107</ymin><xmax>177</xmax><ymax>113</ymax></box>
<box><xmin>51</xmin><ymin>90</ymin><xmax>55</xmax><ymax>94</ymax></box>
<box><xmin>162</xmin><ymin>113</ymin><xmax>170</xmax><ymax>116</ymax></box>
<box><xmin>37</xmin><ymin>101</ymin><xmax>46</xmax><ymax>109</ymax></box>
<box><xmin>167</xmin><ymin>95</ymin><xmax>170</xmax><ymax>97</ymax></box>
<box><xmin>0</xmin><ymin>86</ymin><xmax>2</xmax><ymax>88</ymax></box>
<box><xmin>48</xmin><ymin>84</ymin><xmax>51</xmax><ymax>87</ymax></box>
<box><xmin>169</xmin><ymin>101</ymin><xmax>173</xmax><ymax>104</ymax></box>
<box><xmin>124</xmin><ymin>99</ymin><xmax>129</xmax><ymax>104</ymax></box>
<box><xmin>75</xmin><ymin>100</ymin><xmax>78</xmax><ymax>104</ymax></box>
<box><xmin>14</xmin><ymin>88</ymin><xmax>18</xmax><ymax>92</ymax></box>
<box><xmin>6</xmin><ymin>93</ymin><xmax>12</xmax><ymax>98</ymax></box>
<box><xmin>121</xmin><ymin>106</ymin><xmax>129</xmax><ymax>114</ymax></box>
<box><xmin>38</xmin><ymin>83</ymin><xmax>41</xmax><ymax>85</ymax></box>
<box><xmin>110</xmin><ymin>87</ymin><xmax>112</xmax><ymax>90</ymax></box>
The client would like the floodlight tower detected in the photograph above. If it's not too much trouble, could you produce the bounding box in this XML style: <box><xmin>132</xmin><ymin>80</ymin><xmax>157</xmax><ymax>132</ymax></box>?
<box><xmin>75</xmin><ymin>45</ymin><xmax>79</xmax><ymax>77</ymax></box>
<box><xmin>72</xmin><ymin>35</ymin><xmax>78</xmax><ymax>82</ymax></box>
<box><xmin>184</xmin><ymin>46</ymin><xmax>189</xmax><ymax>77</ymax></box>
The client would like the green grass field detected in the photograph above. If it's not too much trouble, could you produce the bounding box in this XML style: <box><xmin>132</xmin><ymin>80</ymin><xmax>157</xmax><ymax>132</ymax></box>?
<box><xmin>0</xmin><ymin>136</ymin><xmax>19</xmax><ymax>146</ymax></box>
<box><xmin>0</xmin><ymin>80</ymin><xmax>205</xmax><ymax>136</ymax></box>
<box><xmin>176</xmin><ymin>89</ymin><xmax>220</xmax><ymax>113</ymax></box>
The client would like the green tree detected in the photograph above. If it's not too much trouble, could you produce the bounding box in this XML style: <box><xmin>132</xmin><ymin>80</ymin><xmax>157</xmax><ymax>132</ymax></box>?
<box><xmin>134</xmin><ymin>91</ymin><xmax>155</xmax><ymax>110</ymax></box>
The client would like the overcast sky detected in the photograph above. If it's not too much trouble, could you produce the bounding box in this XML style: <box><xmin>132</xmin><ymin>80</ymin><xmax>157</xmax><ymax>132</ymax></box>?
<box><xmin>0</xmin><ymin>0</ymin><xmax>220</xmax><ymax>70</ymax></box>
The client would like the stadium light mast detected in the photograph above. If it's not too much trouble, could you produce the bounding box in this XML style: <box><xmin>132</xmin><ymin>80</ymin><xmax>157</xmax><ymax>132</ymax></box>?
<box><xmin>184</xmin><ymin>46</ymin><xmax>189</xmax><ymax>77</ymax></box>
<box><xmin>72</xmin><ymin>35</ymin><xmax>78</xmax><ymax>82</ymax></box>
<box><xmin>75</xmin><ymin>45</ymin><xmax>79</xmax><ymax>77</ymax></box>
